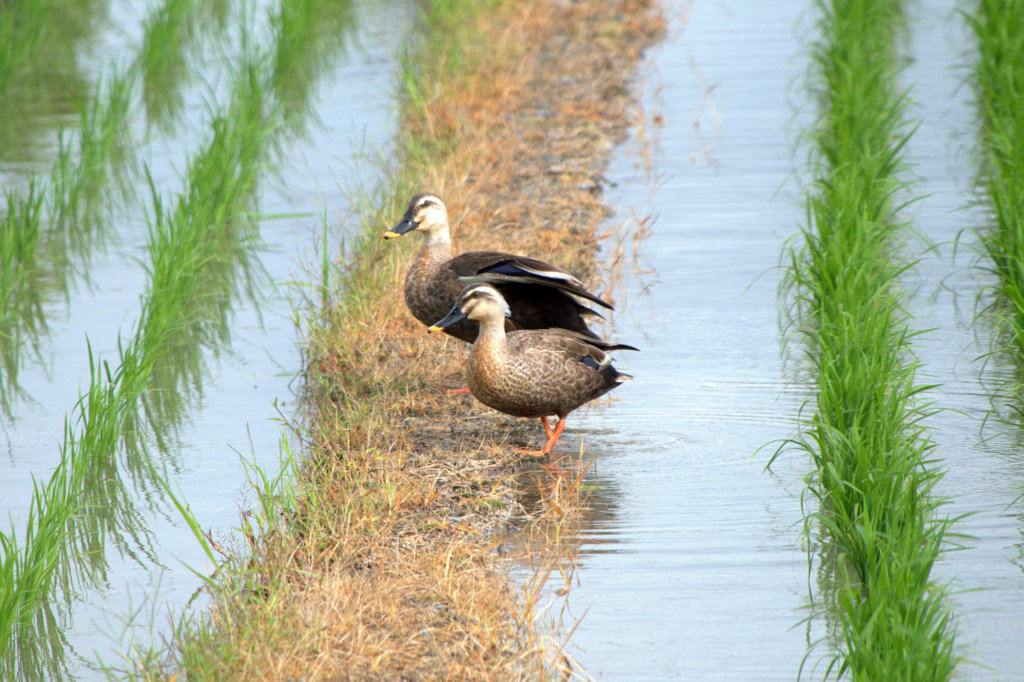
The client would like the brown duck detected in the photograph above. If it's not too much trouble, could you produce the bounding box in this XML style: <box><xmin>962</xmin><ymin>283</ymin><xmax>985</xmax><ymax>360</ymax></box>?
<box><xmin>429</xmin><ymin>284</ymin><xmax>635</xmax><ymax>455</ymax></box>
<box><xmin>384</xmin><ymin>192</ymin><xmax>611</xmax><ymax>343</ymax></box>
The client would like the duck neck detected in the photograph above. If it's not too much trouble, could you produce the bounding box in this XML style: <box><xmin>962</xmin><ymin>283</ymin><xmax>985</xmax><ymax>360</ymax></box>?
<box><xmin>408</xmin><ymin>228</ymin><xmax>452</xmax><ymax>289</ymax></box>
<box><xmin>419</xmin><ymin>226</ymin><xmax>452</xmax><ymax>260</ymax></box>
<box><xmin>475</xmin><ymin>316</ymin><xmax>508</xmax><ymax>349</ymax></box>
<box><xmin>469</xmin><ymin>316</ymin><xmax>510</xmax><ymax>393</ymax></box>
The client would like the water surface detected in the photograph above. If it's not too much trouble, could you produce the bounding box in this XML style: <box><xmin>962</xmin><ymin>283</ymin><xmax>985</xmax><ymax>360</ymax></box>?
<box><xmin>0</xmin><ymin>0</ymin><xmax>411</xmax><ymax>676</ymax></box>
<box><xmin>565</xmin><ymin>0</ymin><xmax>1024</xmax><ymax>679</ymax></box>
<box><xmin>563</xmin><ymin>1</ymin><xmax>813</xmax><ymax>678</ymax></box>
<box><xmin>904</xmin><ymin>1</ymin><xmax>1024</xmax><ymax>676</ymax></box>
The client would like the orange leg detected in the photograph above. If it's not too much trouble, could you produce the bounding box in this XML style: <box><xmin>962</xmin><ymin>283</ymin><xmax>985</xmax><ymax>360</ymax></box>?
<box><xmin>515</xmin><ymin>416</ymin><xmax>565</xmax><ymax>458</ymax></box>
<box><xmin>446</xmin><ymin>387</ymin><xmax>471</xmax><ymax>395</ymax></box>
<box><xmin>541</xmin><ymin>417</ymin><xmax>567</xmax><ymax>455</ymax></box>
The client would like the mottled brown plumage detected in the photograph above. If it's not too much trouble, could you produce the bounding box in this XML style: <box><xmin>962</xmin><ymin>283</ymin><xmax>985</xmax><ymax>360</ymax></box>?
<box><xmin>429</xmin><ymin>284</ymin><xmax>635</xmax><ymax>455</ymax></box>
<box><xmin>384</xmin><ymin>193</ymin><xmax>610</xmax><ymax>343</ymax></box>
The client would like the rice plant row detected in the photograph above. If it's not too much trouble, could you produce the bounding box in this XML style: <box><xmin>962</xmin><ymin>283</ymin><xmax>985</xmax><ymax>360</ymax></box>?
<box><xmin>968</xmin><ymin>0</ymin><xmax>1024</xmax><ymax>402</ymax></box>
<box><xmin>782</xmin><ymin>0</ymin><xmax>959</xmax><ymax>678</ymax></box>
<box><xmin>0</xmin><ymin>0</ymin><xmax>356</xmax><ymax>676</ymax></box>
<box><xmin>0</xmin><ymin>59</ymin><xmax>268</xmax><ymax>682</ymax></box>
<box><xmin>0</xmin><ymin>0</ymin><xmax>233</xmax><ymax>412</ymax></box>
<box><xmin>0</xmin><ymin>68</ymin><xmax>135</xmax><ymax>412</ymax></box>
<box><xmin>0</xmin><ymin>0</ymin><xmax>109</xmax><ymax>160</ymax></box>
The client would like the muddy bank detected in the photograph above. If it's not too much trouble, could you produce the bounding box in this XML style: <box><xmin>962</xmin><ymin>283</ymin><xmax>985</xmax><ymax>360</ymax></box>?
<box><xmin>165</xmin><ymin>1</ymin><xmax>665</xmax><ymax>677</ymax></box>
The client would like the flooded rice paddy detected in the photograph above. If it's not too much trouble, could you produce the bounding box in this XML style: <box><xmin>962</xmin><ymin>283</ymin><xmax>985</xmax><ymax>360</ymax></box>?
<box><xmin>1</xmin><ymin>0</ymin><xmax>410</xmax><ymax>676</ymax></box>
<box><xmin>4</xmin><ymin>0</ymin><xmax>1024</xmax><ymax>678</ymax></box>
<box><xmin>560</xmin><ymin>1</ymin><xmax>812</xmax><ymax>677</ymax></box>
<box><xmin>566</xmin><ymin>0</ymin><xmax>1024</xmax><ymax>678</ymax></box>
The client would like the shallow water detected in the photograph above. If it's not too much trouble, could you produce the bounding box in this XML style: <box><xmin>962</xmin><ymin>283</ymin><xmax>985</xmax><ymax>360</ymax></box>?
<box><xmin>903</xmin><ymin>1</ymin><xmax>1024</xmax><ymax>675</ymax></box>
<box><xmin>5</xmin><ymin>0</ymin><xmax>1024</xmax><ymax>678</ymax></box>
<box><xmin>0</xmin><ymin>0</ymin><xmax>410</xmax><ymax>676</ymax></box>
<box><xmin>561</xmin><ymin>1</ymin><xmax>814</xmax><ymax>678</ymax></box>
<box><xmin>564</xmin><ymin>0</ymin><xmax>1024</xmax><ymax>679</ymax></box>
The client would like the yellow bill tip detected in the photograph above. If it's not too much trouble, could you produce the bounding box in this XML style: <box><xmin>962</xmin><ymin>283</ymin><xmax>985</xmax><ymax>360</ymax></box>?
<box><xmin>383</xmin><ymin>231</ymin><xmax>400</xmax><ymax>240</ymax></box>
<box><xmin>427</xmin><ymin>325</ymin><xmax>443</xmax><ymax>333</ymax></box>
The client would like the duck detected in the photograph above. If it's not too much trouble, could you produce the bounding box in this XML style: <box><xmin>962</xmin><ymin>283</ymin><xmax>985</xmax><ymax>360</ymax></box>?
<box><xmin>428</xmin><ymin>283</ymin><xmax>635</xmax><ymax>455</ymax></box>
<box><xmin>384</xmin><ymin>192</ymin><xmax>611</xmax><ymax>343</ymax></box>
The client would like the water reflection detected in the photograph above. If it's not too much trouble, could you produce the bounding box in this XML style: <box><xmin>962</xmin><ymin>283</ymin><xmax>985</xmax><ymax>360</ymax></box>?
<box><xmin>512</xmin><ymin>459</ymin><xmax>625</xmax><ymax>556</ymax></box>
<box><xmin>558</xmin><ymin>1</ymin><xmax>814</xmax><ymax>678</ymax></box>
<box><xmin>0</xmin><ymin>0</ymin><xmax>111</xmax><ymax>165</ymax></box>
<box><xmin>269</xmin><ymin>0</ymin><xmax>357</xmax><ymax>139</ymax></box>
<box><xmin>0</xmin><ymin>0</ymin><xmax>368</xmax><ymax>676</ymax></box>
<box><xmin>977</xmin><ymin>357</ymin><xmax>1024</xmax><ymax>584</ymax></box>
<box><xmin>0</xmin><ymin>0</ymin><xmax>233</xmax><ymax>413</ymax></box>
<box><xmin>572</xmin><ymin>470</ymin><xmax>626</xmax><ymax>555</ymax></box>
<box><xmin>503</xmin><ymin>457</ymin><xmax>625</xmax><ymax>664</ymax></box>
<box><xmin>0</xmin><ymin>69</ymin><xmax>137</xmax><ymax>416</ymax></box>
<box><xmin>140</xmin><ymin>0</ymin><xmax>232</xmax><ymax>132</ymax></box>
<box><xmin>0</xmin><ymin>184</ymin><xmax>47</xmax><ymax>412</ymax></box>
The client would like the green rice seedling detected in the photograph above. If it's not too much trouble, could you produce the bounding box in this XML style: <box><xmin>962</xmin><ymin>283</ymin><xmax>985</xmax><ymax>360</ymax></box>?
<box><xmin>0</xmin><ymin>93</ymin><xmax>151</xmax><ymax>674</ymax></box>
<box><xmin>0</xmin><ymin>438</ymin><xmax>84</xmax><ymax>680</ymax></box>
<box><xmin>0</xmin><ymin>0</ymin><xmax>343</xmax><ymax>676</ymax></box>
<box><xmin>0</xmin><ymin>60</ymin><xmax>149</xmax><ymax>633</ymax></box>
<box><xmin>131</xmin><ymin>0</ymin><xmax>369</xmax><ymax>427</ymax></box>
<box><xmin>0</xmin><ymin>183</ymin><xmax>46</xmax><ymax>412</ymax></box>
<box><xmin>0</xmin><ymin>0</ymin><xmax>109</xmax><ymax>164</ymax></box>
<box><xmin>47</xmin><ymin>0</ymin><xmax>289</xmax><ymax>555</ymax></box>
<box><xmin>92</xmin><ymin>40</ymin><xmax>274</xmax><ymax>484</ymax></box>
<box><xmin>0</xmin><ymin>345</ymin><xmax>171</xmax><ymax>681</ymax></box>
<box><xmin>1</xmin><ymin>5</ymin><xmax>278</xmax><ymax>674</ymax></box>
<box><xmin>139</xmin><ymin>0</ymin><xmax>200</xmax><ymax>132</ymax></box>
<box><xmin>0</xmin><ymin>67</ymin><xmax>137</xmax><ymax>408</ymax></box>
<box><xmin>0</xmin><ymin>0</ymin><xmax>242</xmax><ymax>411</ymax></box>
<box><xmin>780</xmin><ymin>0</ymin><xmax>960</xmax><ymax>678</ymax></box>
<box><xmin>967</xmin><ymin>0</ymin><xmax>1024</xmax><ymax>402</ymax></box>
<box><xmin>47</xmin><ymin>67</ymin><xmax>137</xmax><ymax>258</ymax></box>
<box><xmin>139</xmin><ymin>73</ymin><xmax>272</xmax><ymax>411</ymax></box>
<box><xmin>268</xmin><ymin>0</ymin><xmax>356</xmax><ymax>139</ymax></box>
<box><xmin>66</xmin><ymin>343</ymin><xmax>160</xmax><ymax>557</ymax></box>
<box><xmin>138</xmin><ymin>0</ymin><xmax>233</xmax><ymax>132</ymax></box>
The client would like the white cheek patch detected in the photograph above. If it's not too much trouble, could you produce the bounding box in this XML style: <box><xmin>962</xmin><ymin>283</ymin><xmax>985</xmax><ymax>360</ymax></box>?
<box><xmin>468</xmin><ymin>296</ymin><xmax>509</xmax><ymax>317</ymax></box>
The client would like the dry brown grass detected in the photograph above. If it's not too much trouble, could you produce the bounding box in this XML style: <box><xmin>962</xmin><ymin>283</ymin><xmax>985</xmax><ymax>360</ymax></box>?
<box><xmin>165</xmin><ymin>1</ymin><xmax>665</xmax><ymax>679</ymax></box>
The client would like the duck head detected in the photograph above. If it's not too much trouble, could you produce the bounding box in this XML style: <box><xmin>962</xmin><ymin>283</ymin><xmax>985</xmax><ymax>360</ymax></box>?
<box><xmin>384</xmin><ymin>193</ymin><xmax>449</xmax><ymax>241</ymax></box>
<box><xmin>428</xmin><ymin>284</ymin><xmax>511</xmax><ymax>333</ymax></box>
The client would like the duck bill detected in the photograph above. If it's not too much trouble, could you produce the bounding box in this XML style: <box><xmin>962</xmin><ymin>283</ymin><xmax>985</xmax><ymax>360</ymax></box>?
<box><xmin>383</xmin><ymin>212</ymin><xmax>416</xmax><ymax>240</ymax></box>
<box><xmin>428</xmin><ymin>307</ymin><xmax>467</xmax><ymax>333</ymax></box>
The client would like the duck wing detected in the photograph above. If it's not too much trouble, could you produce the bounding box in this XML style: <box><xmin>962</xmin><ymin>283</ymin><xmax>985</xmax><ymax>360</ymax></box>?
<box><xmin>554</xmin><ymin>329</ymin><xmax>639</xmax><ymax>353</ymax></box>
<box><xmin>521</xmin><ymin>330</ymin><xmax>635</xmax><ymax>382</ymax></box>
<box><xmin>448</xmin><ymin>252</ymin><xmax>613</xmax><ymax>310</ymax></box>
